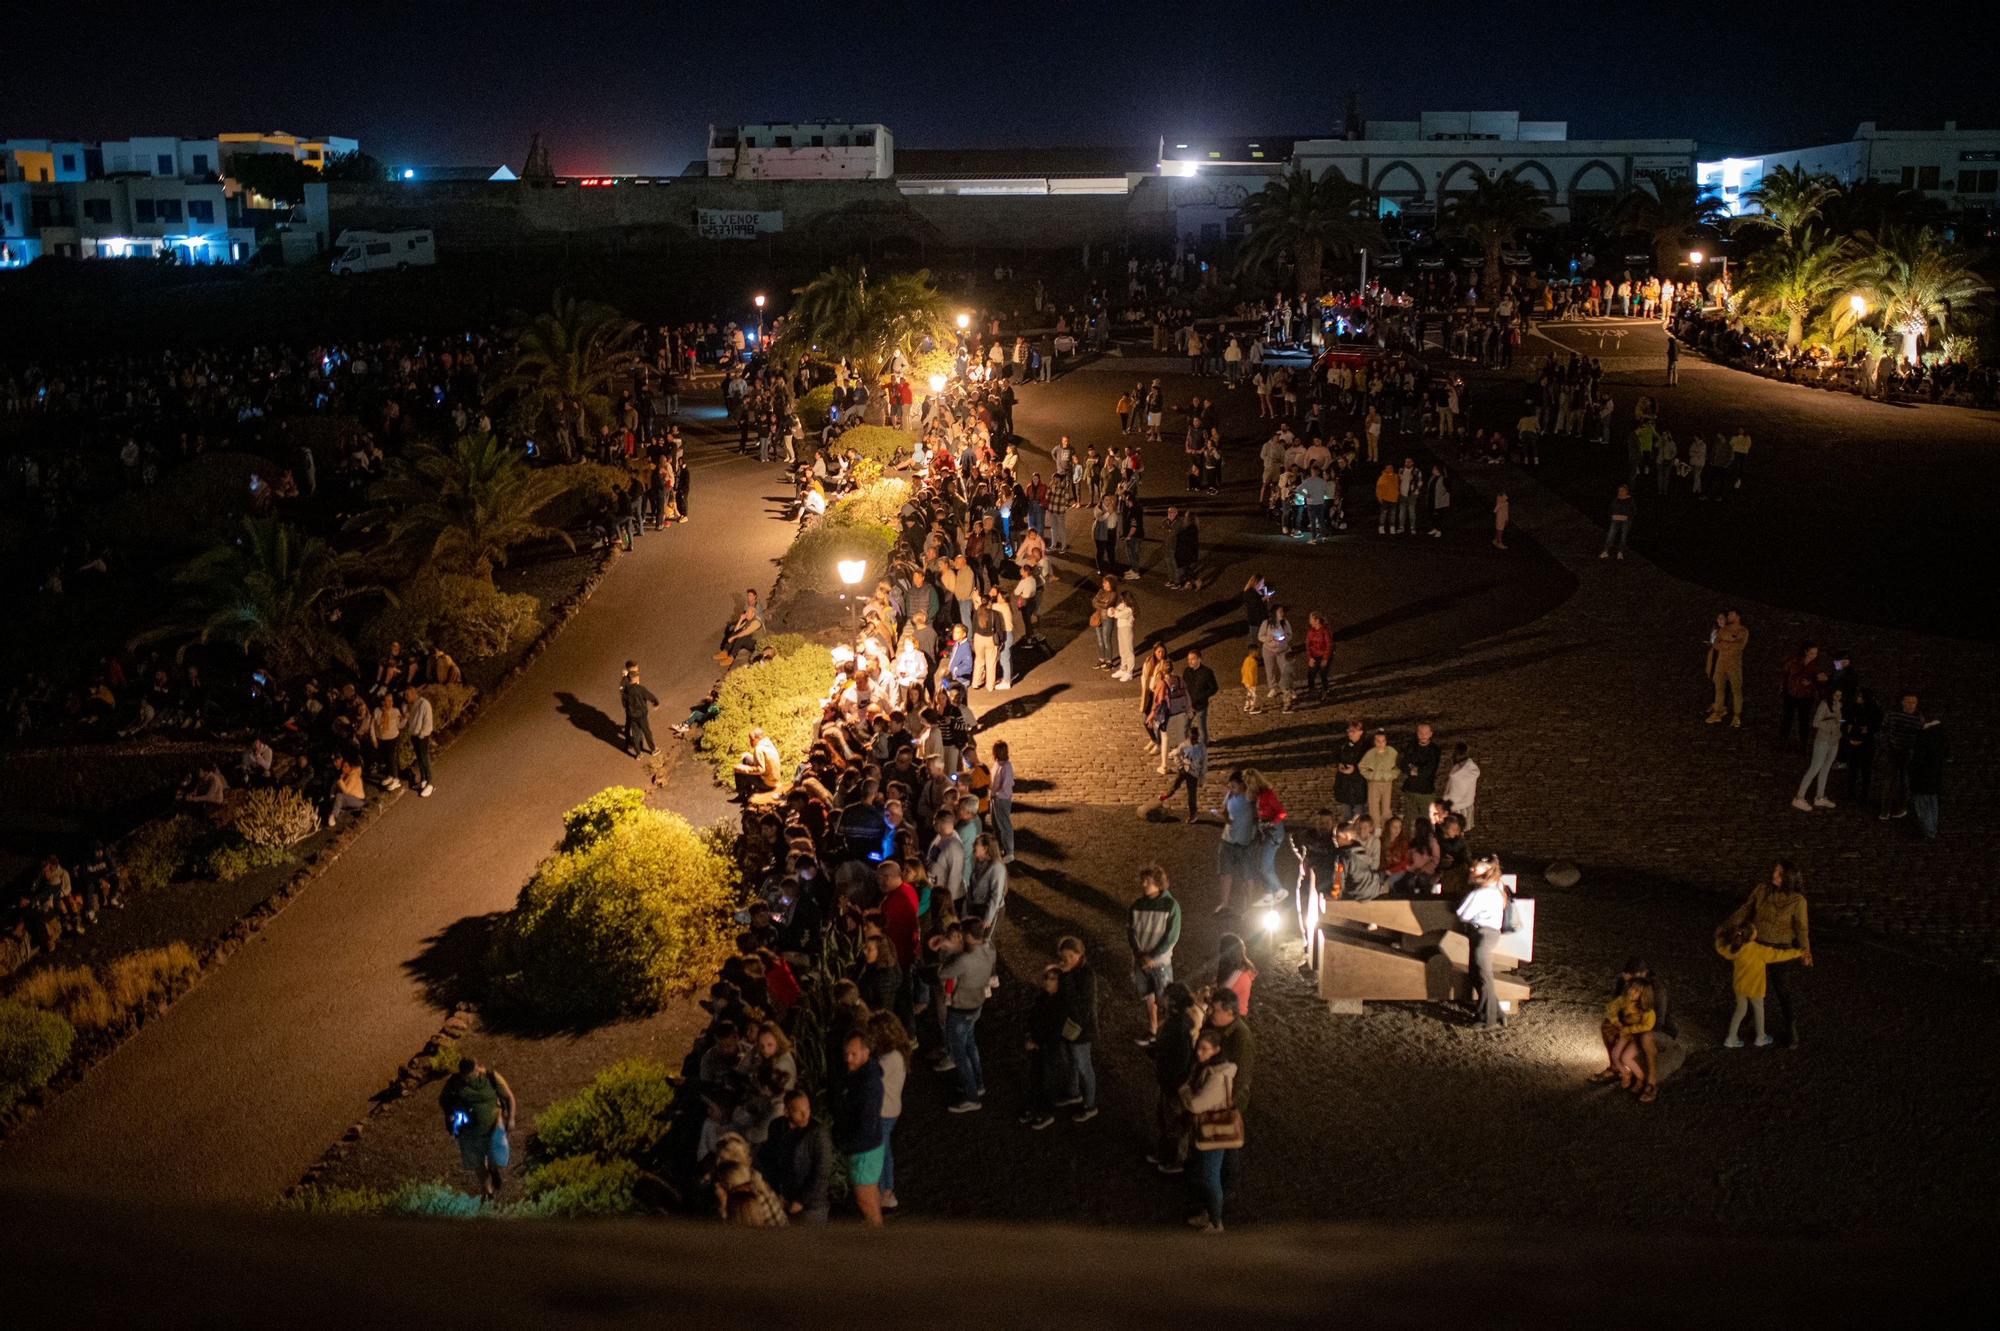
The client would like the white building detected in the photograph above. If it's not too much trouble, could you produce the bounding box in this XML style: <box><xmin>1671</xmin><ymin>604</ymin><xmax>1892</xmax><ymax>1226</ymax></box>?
<box><xmin>1701</xmin><ymin>121</ymin><xmax>2000</xmax><ymax>218</ymax></box>
<box><xmin>706</xmin><ymin>123</ymin><xmax>893</xmax><ymax>179</ymax></box>
<box><xmin>1162</xmin><ymin>111</ymin><xmax>1697</xmax><ymax>229</ymax></box>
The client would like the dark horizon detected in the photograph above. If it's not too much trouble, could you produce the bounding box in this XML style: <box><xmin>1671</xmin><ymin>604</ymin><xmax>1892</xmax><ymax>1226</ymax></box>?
<box><xmin>4</xmin><ymin>1</ymin><xmax>1999</xmax><ymax>174</ymax></box>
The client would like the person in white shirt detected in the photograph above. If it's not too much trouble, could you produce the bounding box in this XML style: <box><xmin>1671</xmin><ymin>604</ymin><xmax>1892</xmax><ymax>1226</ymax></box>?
<box><xmin>1454</xmin><ymin>857</ymin><xmax>1510</xmax><ymax>1028</ymax></box>
<box><xmin>1440</xmin><ymin>742</ymin><xmax>1480</xmax><ymax>831</ymax></box>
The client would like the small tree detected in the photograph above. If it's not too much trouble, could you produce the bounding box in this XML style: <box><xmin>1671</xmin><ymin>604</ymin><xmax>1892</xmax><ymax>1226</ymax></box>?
<box><xmin>490</xmin><ymin>293</ymin><xmax>640</xmax><ymax>438</ymax></box>
<box><xmin>1236</xmin><ymin>165</ymin><xmax>1379</xmax><ymax>297</ymax></box>
<box><xmin>352</xmin><ymin>432</ymin><xmax>577</xmax><ymax>580</ymax></box>
<box><xmin>1443</xmin><ymin>175</ymin><xmax>1549</xmax><ymax>300</ymax></box>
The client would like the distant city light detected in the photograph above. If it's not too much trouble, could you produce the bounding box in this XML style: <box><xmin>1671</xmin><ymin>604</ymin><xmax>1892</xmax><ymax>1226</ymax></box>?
<box><xmin>401</xmin><ymin>167</ymin><xmax>416</xmax><ymax>180</ymax></box>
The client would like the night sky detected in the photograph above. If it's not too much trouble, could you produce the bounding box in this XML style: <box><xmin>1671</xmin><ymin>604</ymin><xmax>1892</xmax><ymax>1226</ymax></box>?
<box><xmin>6</xmin><ymin>1</ymin><xmax>1997</xmax><ymax>175</ymax></box>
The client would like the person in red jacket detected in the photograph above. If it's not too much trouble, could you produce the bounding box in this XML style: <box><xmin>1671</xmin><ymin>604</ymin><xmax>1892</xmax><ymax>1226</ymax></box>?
<box><xmin>1304</xmin><ymin>612</ymin><xmax>1335</xmax><ymax>697</ymax></box>
<box><xmin>876</xmin><ymin>861</ymin><xmax>921</xmax><ymax>970</ymax></box>
<box><xmin>1778</xmin><ymin>643</ymin><xmax>1826</xmax><ymax>748</ymax></box>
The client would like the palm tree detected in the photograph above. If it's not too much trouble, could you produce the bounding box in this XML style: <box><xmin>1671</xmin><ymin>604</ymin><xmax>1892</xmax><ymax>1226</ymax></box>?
<box><xmin>1442</xmin><ymin>175</ymin><xmax>1549</xmax><ymax>301</ymax></box>
<box><xmin>1819</xmin><ymin>179</ymin><xmax>1947</xmax><ymax>238</ymax></box>
<box><xmin>352</xmin><ymin>431</ymin><xmax>578</xmax><ymax>579</ymax></box>
<box><xmin>490</xmin><ymin>293</ymin><xmax>639</xmax><ymax>436</ymax></box>
<box><xmin>1236</xmin><ymin>165</ymin><xmax>1379</xmax><ymax>297</ymax></box>
<box><xmin>1734</xmin><ymin>164</ymin><xmax>1837</xmax><ymax>242</ymax></box>
<box><xmin>1742</xmin><ymin>227</ymin><xmax>1852</xmax><ymax>347</ymax></box>
<box><xmin>1839</xmin><ymin>228</ymin><xmax>1990</xmax><ymax>364</ymax></box>
<box><xmin>1612</xmin><ymin>171</ymin><xmax>1726</xmax><ymax>273</ymax></box>
<box><xmin>136</xmin><ymin>516</ymin><xmax>372</xmax><ymax>677</ymax></box>
<box><xmin>786</xmin><ymin>263</ymin><xmax>955</xmax><ymax>384</ymax></box>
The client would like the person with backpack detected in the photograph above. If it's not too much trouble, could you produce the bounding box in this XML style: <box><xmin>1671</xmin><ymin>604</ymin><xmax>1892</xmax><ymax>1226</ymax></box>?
<box><xmin>438</xmin><ymin>1057</ymin><xmax>517</xmax><ymax>1201</ymax></box>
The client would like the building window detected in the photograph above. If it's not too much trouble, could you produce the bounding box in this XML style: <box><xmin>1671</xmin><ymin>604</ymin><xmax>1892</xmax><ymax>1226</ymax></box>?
<box><xmin>1917</xmin><ymin>164</ymin><xmax>1940</xmax><ymax>191</ymax></box>
<box><xmin>810</xmin><ymin>135</ymin><xmax>824</xmax><ymax>147</ymax></box>
<box><xmin>83</xmin><ymin>198</ymin><xmax>112</xmax><ymax>223</ymax></box>
<box><xmin>157</xmin><ymin>153</ymin><xmax>174</xmax><ymax>174</ymax></box>
<box><xmin>193</xmin><ymin>153</ymin><xmax>209</xmax><ymax>174</ymax></box>
<box><xmin>158</xmin><ymin>199</ymin><xmax>183</xmax><ymax>221</ymax></box>
<box><xmin>135</xmin><ymin>198</ymin><xmax>156</xmax><ymax>223</ymax></box>
<box><xmin>1899</xmin><ymin>166</ymin><xmax>1915</xmax><ymax>188</ymax></box>
<box><xmin>774</xmin><ymin>135</ymin><xmax>793</xmax><ymax>148</ymax></box>
<box><xmin>188</xmin><ymin>199</ymin><xmax>215</xmax><ymax>223</ymax></box>
<box><xmin>855</xmin><ymin>131</ymin><xmax>874</xmax><ymax>146</ymax></box>
<box><xmin>61</xmin><ymin>153</ymin><xmax>76</xmax><ymax>172</ymax></box>
<box><xmin>1</xmin><ymin>202</ymin><xmax>11</xmax><ymax>225</ymax></box>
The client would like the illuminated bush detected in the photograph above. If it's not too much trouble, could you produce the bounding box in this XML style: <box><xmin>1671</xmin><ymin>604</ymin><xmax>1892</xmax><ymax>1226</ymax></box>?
<box><xmin>10</xmin><ymin>965</ymin><xmax>117</xmax><ymax>1031</ymax></box>
<box><xmin>559</xmin><ymin>786</ymin><xmax>651</xmax><ymax>853</ymax></box>
<box><xmin>778</xmin><ymin>518</ymin><xmax>895</xmax><ymax>598</ymax></box>
<box><xmin>838</xmin><ymin>424</ymin><xmax>912</xmax><ymax>468</ymax></box>
<box><xmin>514</xmin><ymin>1155</ymin><xmax>643</xmax><ymax>1218</ymax></box>
<box><xmin>491</xmin><ymin>799</ymin><xmax>738</xmax><ymax>1021</ymax></box>
<box><xmin>698</xmin><ymin>640</ymin><xmax>834</xmax><ymax>785</ymax></box>
<box><xmin>230</xmin><ymin>787</ymin><xmax>320</xmax><ymax>849</ymax></box>
<box><xmin>104</xmin><ymin>943</ymin><xmax>200</xmax><ymax>1012</ymax></box>
<box><xmin>0</xmin><ymin>999</ymin><xmax>74</xmax><ymax>1111</ymax></box>
<box><xmin>535</xmin><ymin>1058</ymin><xmax>676</xmax><ymax>1161</ymax></box>
<box><xmin>796</xmin><ymin>384</ymin><xmax>837</xmax><ymax>430</ymax></box>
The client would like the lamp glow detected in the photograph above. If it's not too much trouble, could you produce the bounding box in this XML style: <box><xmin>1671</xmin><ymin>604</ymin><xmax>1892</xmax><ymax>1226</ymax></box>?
<box><xmin>1260</xmin><ymin>908</ymin><xmax>1282</xmax><ymax>934</ymax></box>
<box><xmin>955</xmin><ymin>313</ymin><xmax>970</xmax><ymax>331</ymax></box>
<box><xmin>837</xmin><ymin>559</ymin><xmax>868</xmax><ymax>587</ymax></box>
<box><xmin>928</xmin><ymin>374</ymin><xmax>946</xmax><ymax>393</ymax></box>
<box><xmin>402</xmin><ymin>168</ymin><xmax>416</xmax><ymax>180</ymax></box>
<box><xmin>754</xmin><ymin>294</ymin><xmax>766</xmax><ymax>308</ymax></box>
<box><xmin>1850</xmin><ymin>294</ymin><xmax>1868</xmax><ymax>317</ymax></box>
<box><xmin>1688</xmin><ymin>249</ymin><xmax>1704</xmax><ymax>265</ymax></box>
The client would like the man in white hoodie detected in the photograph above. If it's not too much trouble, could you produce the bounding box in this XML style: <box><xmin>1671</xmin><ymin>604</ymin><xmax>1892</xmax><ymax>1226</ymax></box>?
<box><xmin>1441</xmin><ymin>741</ymin><xmax>1481</xmax><ymax>832</ymax></box>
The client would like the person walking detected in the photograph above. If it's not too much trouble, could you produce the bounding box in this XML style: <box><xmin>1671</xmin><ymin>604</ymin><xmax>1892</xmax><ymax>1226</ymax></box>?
<box><xmin>1791</xmin><ymin>689</ymin><xmax>1845</xmax><ymax>811</ymax></box>
<box><xmin>438</xmin><ymin>1057</ymin><xmax>517</xmax><ymax>1202</ymax></box>
<box><xmin>1492</xmin><ymin>492</ymin><xmax>1509</xmax><ymax>550</ymax></box>
<box><xmin>1127</xmin><ymin>865</ymin><xmax>1183</xmax><ymax>1048</ymax></box>
<box><xmin>1054</xmin><ymin>936</ymin><xmax>1099</xmax><ymax>1121</ymax></box>
<box><xmin>1178</xmin><ymin>1029</ymin><xmax>1242</xmax><ymax>1234</ymax></box>
<box><xmin>1182</xmin><ymin>648</ymin><xmax>1218</xmax><ymax>743</ymax></box>
<box><xmin>1600</xmin><ymin>484</ymin><xmax>1635</xmax><ymax>560</ymax></box>
<box><xmin>620</xmin><ymin>662</ymin><xmax>660</xmax><ymax>757</ymax></box>
<box><xmin>1258</xmin><ymin>605</ymin><xmax>1296</xmax><ymax>711</ymax></box>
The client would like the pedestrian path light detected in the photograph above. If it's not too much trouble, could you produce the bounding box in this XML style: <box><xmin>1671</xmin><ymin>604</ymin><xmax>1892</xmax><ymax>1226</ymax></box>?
<box><xmin>838</xmin><ymin>559</ymin><xmax>868</xmax><ymax>587</ymax></box>
<box><xmin>955</xmin><ymin>312</ymin><xmax>971</xmax><ymax>331</ymax></box>
<box><xmin>1850</xmin><ymin>294</ymin><xmax>1868</xmax><ymax>318</ymax></box>
<box><xmin>928</xmin><ymin>374</ymin><xmax>946</xmax><ymax>394</ymax></box>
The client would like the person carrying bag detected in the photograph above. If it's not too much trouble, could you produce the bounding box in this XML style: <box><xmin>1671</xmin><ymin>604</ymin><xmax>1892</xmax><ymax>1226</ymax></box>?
<box><xmin>1179</xmin><ymin>1029</ymin><xmax>1242</xmax><ymax>1233</ymax></box>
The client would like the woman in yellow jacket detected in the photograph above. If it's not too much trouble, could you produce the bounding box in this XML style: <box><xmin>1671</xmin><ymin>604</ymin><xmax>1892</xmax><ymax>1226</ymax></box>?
<box><xmin>1374</xmin><ymin>464</ymin><xmax>1401</xmax><ymax>534</ymax></box>
<box><xmin>1716</xmin><ymin>925</ymin><xmax>1804</xmax><ymax>1048</ymax></box>
<box><xmin>1602</xmin><ymin>981</ymin><xmax>1656</xmax><ymax>1096</ymax></box>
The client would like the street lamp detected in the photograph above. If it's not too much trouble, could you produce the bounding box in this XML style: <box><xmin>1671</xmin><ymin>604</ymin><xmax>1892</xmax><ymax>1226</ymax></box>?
<box><xmin>1850</xmin><ymin>294</ymin><xmax>1869</xmax><ymax>318</ymax></box>
<box><xmin>753</xmin><ymin>294</ymin><xmax>766</xmax><ymax>350</ymax></box>
<box><xmin>955</xmin><ymin>312</ymin><xmax>971</xmax><ymax>333</ymax></box>
<box><xmin>837</xmin><ymin>558</ymin><xmax>868</xmax><ymax>628</ymax></box>
<box><xmin>927</xmin><ymin>373</ymin><xmax>946</xmax><ymax>394</ymax></box>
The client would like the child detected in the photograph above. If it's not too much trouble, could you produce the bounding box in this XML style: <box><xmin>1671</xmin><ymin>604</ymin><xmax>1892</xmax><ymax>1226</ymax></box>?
<box><xmin>1602</xmin><ymin>981</ymin><xmax>1656</xmax><ymax>1093</ymax></box>
<box><xmin>1157</xmin><ymin>734</ymin><xmax>1207</xmax><ymax>822</ymax></box>
<box><xmin>1716</xmin><ymin>925</ymin><xmax>1803</xmax><ymax>1047</ymax></box>
<box><xmin>1020</xmin><ymin>964</ymin><xmax>1067</xmax><ymax>1130</ymax></box>
<box><xmin>1240</xmin><ymin>650</ymin><xmax>1262</xmax><ymax>714</ymax></box>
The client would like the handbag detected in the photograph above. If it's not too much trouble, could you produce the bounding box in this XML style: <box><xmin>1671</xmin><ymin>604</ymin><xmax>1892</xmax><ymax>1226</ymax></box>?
<box><xmin>1089</xmin><ymin>610</ymin><xmax>1103</xmax><ymax>628</ymax></box>
<box><xmin>1501</xmin><ymin>893</ymin><xmax>1522</xmax><ymax>935</ymax></box>
<box><xmin>1192</xmin><ymin>1069</ymin><xmax>1245</xmax><ymax>1150</ymax></box>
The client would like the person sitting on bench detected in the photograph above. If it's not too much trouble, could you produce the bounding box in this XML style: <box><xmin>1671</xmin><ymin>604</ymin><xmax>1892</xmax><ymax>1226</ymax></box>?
<box><xmin>733</xmin><ymin>727</ymin><xmax>783</xmax><ymax>803</ymax></box>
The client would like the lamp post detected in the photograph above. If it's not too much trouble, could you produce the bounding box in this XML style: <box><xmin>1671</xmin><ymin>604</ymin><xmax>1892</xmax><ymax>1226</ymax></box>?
<box><xmin>753</xmin><ymin>293</ymin><xmax>766</xmax><ymax>350</ymax></box>
<box><xmin>837</xmin><ymin>558</ymin><xmax>868</xmax><ymax>628</ymax></box>
<box><xmin>1850</xmin><ymin>294</ymin><xmax>1868</xmax><ymax>319</ymax></box>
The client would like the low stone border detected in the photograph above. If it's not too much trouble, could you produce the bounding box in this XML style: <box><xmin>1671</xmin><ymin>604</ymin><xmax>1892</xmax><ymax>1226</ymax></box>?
<box><xmin>0</xmin><ymin>541</ymin><xmax>622</xmax><ymax>1142</ymax></box>
<box><xmin>285</xmin><ymin>1005</ymin><xmax>476</xmax><ymax>1200</ymax></box>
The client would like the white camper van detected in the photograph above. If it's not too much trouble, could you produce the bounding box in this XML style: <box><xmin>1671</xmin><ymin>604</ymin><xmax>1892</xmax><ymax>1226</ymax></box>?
<box><xmin>330</xmin><ymin>229</ymin><xmax>436</xmax><ymax>275</ymax></box>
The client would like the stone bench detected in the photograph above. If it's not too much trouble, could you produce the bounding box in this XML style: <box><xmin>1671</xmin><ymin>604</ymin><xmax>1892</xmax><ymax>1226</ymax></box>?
<box><xmin>1313</xmin><ymin>896</ymin><xmax>1536</xmax><ymax>1015</ymax></box>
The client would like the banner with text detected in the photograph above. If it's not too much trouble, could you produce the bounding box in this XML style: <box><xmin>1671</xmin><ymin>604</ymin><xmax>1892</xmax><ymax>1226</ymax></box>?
<box><xmin>696</xmin><ymin>209</ymin><xmax>783</xmax><ymax>240</ymax></box>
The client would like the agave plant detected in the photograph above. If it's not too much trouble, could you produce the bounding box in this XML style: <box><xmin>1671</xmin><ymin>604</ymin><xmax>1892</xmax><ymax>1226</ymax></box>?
<box><xmin>1236</xmin><ymin>165</ymin><xmax>1379</xmax><ymax>297</ymax></box>
<box><xmin>352</xmin><ymin>431</ymin><xmax>579</xmax><ymax>579</ymax></box>
<box><xmin>490</xmin><ymin>293</ymin><xmax>640</xmax><ymax>436</ymax></box>
<box><xmin>135</xmin><ymin>516</ymin><xmax>375</xmax><ymax>677</ymax></box>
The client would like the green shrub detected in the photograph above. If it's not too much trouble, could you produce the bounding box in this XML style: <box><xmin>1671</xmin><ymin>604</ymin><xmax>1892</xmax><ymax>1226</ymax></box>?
<box><xmin>778</xmin><ymin>519</ymin><xmax>895</xmax><ymax>597</ymax></box>
<box><xmin>230</xmin><ymin>787</ymin><xmax>319</xmax><ymax>849</ymax></box>
<box><xmin>382</xmin><ymin>1180</ymin><xmax>488</xmax><ymax>1219</ymax></box>
<box><xmin>491</xmin><ymin>804</ymin><xmax>739</xmax><ymax>1022</ymax></box>
<box><xmin>0</xmin><ymin>999</ymin><xmax>75</xmax><ymax>1111</ymax></box>
<box><xmin>11</xmin><ymin>965</ymin><xmax>118</xmax><ymax>1031</ymax></box>
<box><xmin>839</xmin><ymin>424</ymin><xmax>912</xmax><ymax>468</ymax></box>
<box><xmin>104</xmin><ymin>943</ymin><xmax>200</xmax><ymax>1012</ymax></box>
<box><xmin>514</xmin><ymin>1155</ymin><xmax>642</xmax><ymax>1219</ymax></box>
<box><xmin>830</xmin><ymin>477</ymin><xmax>910</xmax><ymax>530</ymax></box>
<box><xmin>369</xmin><ymin>572</ymin><xmax>540</xmax><ymax>663</ymax></box>
<box><xmin>122</xmin><ymin>814</ymin><xmax>205</xmax><ymax>894</ymax></box>
<box><xmin>559</xmin><ymin>787</ymin><xmax>651</xmax><ymax>854</ymax></box>
<box><xmin>199</xmin><ymin>837</ymin><xmax>292</xmax><ymax>883</ymax></box>
<box><xmin>796</xmin><ymin>384</ymin><xmax>837</xmax><ymax>431</ymax></box>
<box><xmin>425</xmin><ymin>1040</ymin><xmax>462</xmax><ymax>1077</ymax></box>
<box><xmin>422</xmin><ymin>682</ymin><xmax>478</xmax><ymax>730</ymax></box>
<box><xmin>535</xmin><ymin>1058</ymin><xmax>676</xmax><ymax>1160</ymax></box>
<box><xmin>698</xmin><ymin>641</ymin><xmax>835</xmax><ymax>784</ymax></box>
<box><xmin>281</xmin><ymin>1184</ymin><xmax>392</xmax><ymax>1216</ymax></box>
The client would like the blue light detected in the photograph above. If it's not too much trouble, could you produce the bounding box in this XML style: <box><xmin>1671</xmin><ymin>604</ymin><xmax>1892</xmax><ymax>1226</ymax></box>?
<box><xmin>402</xmin><ymin>168</ymin><xmax>416</xmax><ymax>180</ymax></box>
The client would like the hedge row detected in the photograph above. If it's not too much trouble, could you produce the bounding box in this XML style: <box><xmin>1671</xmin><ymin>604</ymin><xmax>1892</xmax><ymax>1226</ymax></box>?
<box><xmin>698</xmin><ymin>639</ymin><xmax>836</xmax><ymax>785</ymax></box>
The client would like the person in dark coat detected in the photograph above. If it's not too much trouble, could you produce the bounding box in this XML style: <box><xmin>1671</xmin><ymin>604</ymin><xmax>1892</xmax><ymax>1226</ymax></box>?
<box><xmin>831</xmin><ymin>1034</ymin><xmax>886</xmax><ymax>1225</ymax></box>
<box><xmin>1908</xmin><ymin>713</ymin><xmax>1948</xmax><ymax>841</ymax></box>
<box><xmin>757</xmin><ymin>1088</ymin><xmax>834</xmax><ymax>1222</ymax></box>
<box><xmin>619</xmin><ymin>661</ymin><xmax>659</xmax><ymax>756</ymax></box>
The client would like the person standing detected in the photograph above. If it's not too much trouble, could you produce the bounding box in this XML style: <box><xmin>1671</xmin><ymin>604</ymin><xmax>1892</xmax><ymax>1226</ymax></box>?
<box><xmin>1358</xmin><ymin>728</ymin><xmax>1401</xmax><ymax>829</ymax></box>
<box><xmin>1726</xmin><ymin>426</ymin><xmax>1751</xmax><ymax>490</ymax></box>
<box><xmin>1909</xmin><ymin>710</ymin><xmax>1947</xmax><ymax>841</ymax></box>
<box><xmin>401</xmin><ymin>684</ymin><xmax>435</xmax><ymax>797</ymax></box>
<box><xmin>1401</xmin><ymin>722</ymin><xmax>1442</xmax><ymax>831</ymax></box>
<box><xmin>1876</xmin><ymin>691</ymin><xmax>1924</xmax><ymax>819</ymax></box>
<box><xmin>1054</xmin><ymin>936</ymin><xmax>1099</xmax><ymax>1121</ymax></box>
<box><xmin>1127</xmin><ymin>865</ymin><xmax>1183</xmax><ymax>1048</ymax></box>
<box><xmin>1110</xmin><ymin>592</ymin><xmax>1137</xmax><ymax>682</ymax></box>
<box><xmin>863</xmin><ymin>1012</ymin><xmax>911</xmax><ymax>1210</ymax></box>
<box><xmin>939</xmin><ymin>918</ymin><xmax>997</xmax><ymax>1113</ymax></box>
<box><xmin>1182</xmin><ymin>649</ymin><xmax>1218</xmax><ymax>744</ymax></box>
<box><xmin>1715</xmin><ymin>925</ymin><xmax>1802</xmax><ymax>1048</ymax></box>
<box><xmin>1722</xmin><ymin>861</ymin><xmax>1812</xmax><ymax>1047</ymax></box>
<box><xmin>988</xmin><ymin>740</ymin><xmax>1015</xmax><ymax>863</ymax></box>
<box><xmin>1601</xmin><ymin>484</ymin><xmax>1635</xmax><ymax>560</ymax></box>
<box><xmin>1791</xmin><ymin>689</ymin><xmax>1845</xmax><ymax>811</ymax></box>
<box><xmin>1706</xmin><ymin>610</ymin><xmax>1749</xmax><ymax>727</ymax></box>
<box><xmin>831</xmin><ymin>1034</ymin><xmax>887</xmax><ymax>1225</ymax></box>
<box><xmin>1492</xmin><ymin>492</ymin><xmax>1509</xmax><ymax>550</ymax></box>
<box><xmin>1665</xmin><ymin>335</ymin><xmax>1680</xmax><ymax>387</ymax></box>
<box><xmin>1455</xmin><ymin>857</ymin><xmax>1510</xmax><ymax>1029</ymax></box>
<box><xmin>1178</xmin><ymin>1029</ymin><xmax>1241</xmax><ymax>1235</ymax></box>
<box><xmin>1258</xmin><ymin>605</ymin><xmax>1296</xmax><ymax>711</ymax></box>
<box><xmin>1441</xmin><ymin>741</ymin><xmax>1481</xmax><ymax>832</ymax></box>
<box><xmin>620</xmin><ymin>662</ymin><xmax>660</xmax><ymax>757</ymax></box>
<box><xmin>438</xmin><ymin>1057</ymin><xmax>517</xmax><ymax>1202</ymax></box>
<box><xmin>1332</xmin><ymin>720</ymin><xmax>1370</xmax><ymax>823</ymax></box>
<box><xmin>1166</xmin><ymin>506</ymin><xmax>1201</xmax><ymax>590</ymax></box>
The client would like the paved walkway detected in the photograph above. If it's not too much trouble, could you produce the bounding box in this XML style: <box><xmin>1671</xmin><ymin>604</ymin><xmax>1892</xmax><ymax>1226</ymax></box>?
<box><xmin>0</xmin><ymin>427</ymin><xmax>792</xmax><ymax>1202</ymax></box>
